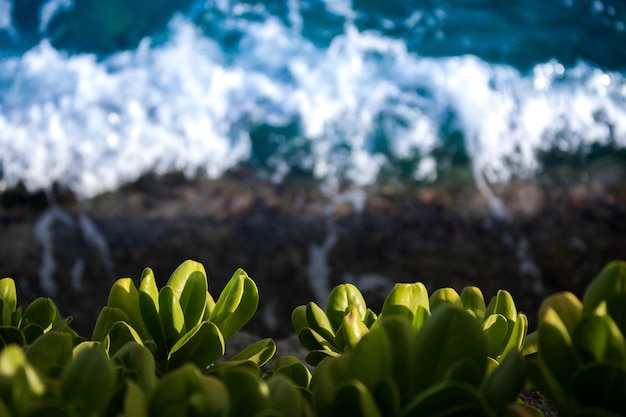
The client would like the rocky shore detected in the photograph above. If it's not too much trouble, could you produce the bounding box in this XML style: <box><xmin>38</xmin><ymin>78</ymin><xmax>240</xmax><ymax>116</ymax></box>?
<box><xmin>1</xmin><ymin>165</ymin><xmax>625</xmax><ymax>341</ymax></box>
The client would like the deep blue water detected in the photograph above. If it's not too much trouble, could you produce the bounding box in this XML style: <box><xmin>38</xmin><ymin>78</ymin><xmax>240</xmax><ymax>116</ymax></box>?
<box><xmin>0</xmin><ymin>0</ymin><xmax>625</xmax><ymax>196</ymax></box>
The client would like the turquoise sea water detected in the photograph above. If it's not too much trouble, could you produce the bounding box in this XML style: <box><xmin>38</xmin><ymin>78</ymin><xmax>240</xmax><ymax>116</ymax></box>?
<box><xmin>1</xmin><ymin>0</ymin><xmax>625</xmax><ymax>197</ymax></box>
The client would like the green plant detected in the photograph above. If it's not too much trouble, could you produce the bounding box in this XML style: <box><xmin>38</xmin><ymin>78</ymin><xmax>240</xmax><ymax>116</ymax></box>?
<box><xmin>92</xmin><ymin>260</ymin><xmax>275</xmax><ymax>374</ymax></box>
<box><xmin>292</xmin><ymin>284</ymin><xmax>378</xmax><ymax>365</ymax></box>
<box><xmin>309</xmin><ymin>309</ymin><xmax>538</xmax><ymax>417</ymax></box>
<box><xmin>527</xmin><ymin>260</ymin><xmax>626</xmax><ymax>416</ymax></box>
<box><xmin>0</xmin><ymin>277</ymin><xmax>78</xmax><ymax>348</ymax></box>
<box><xmin>294</xmin><ymin>280</ymin><xmax>534</xmax><ymax>367</ymax></box>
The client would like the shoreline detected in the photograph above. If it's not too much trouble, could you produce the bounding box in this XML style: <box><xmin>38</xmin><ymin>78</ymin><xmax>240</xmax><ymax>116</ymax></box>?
<box><xmin>1</xmin><ymin>167</ymin><xmax>625</xmax><ymax>338</ymax></box>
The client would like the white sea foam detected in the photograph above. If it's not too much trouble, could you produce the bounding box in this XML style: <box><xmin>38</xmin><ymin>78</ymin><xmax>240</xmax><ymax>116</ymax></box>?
<box><xmin>0</xmin><ymin>12</ymin><xmax>625</xmax><ymax>198</ymax></box>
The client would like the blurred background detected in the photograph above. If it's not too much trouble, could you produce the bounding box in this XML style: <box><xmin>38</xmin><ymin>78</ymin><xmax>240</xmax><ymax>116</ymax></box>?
<box><xmin>0</xmin><ymin>0</ymin><xmax>625</xmax><ymax>337</ymax></box>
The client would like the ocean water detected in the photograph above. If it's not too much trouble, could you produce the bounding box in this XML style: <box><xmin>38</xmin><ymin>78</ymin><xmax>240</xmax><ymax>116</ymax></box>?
<box><xmin>1</xmin><ymin>0</ymin><xmax>625</xmax><ymax>198</ymax></box>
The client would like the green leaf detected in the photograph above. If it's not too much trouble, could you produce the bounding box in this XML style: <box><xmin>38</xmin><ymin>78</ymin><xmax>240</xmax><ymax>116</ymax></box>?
<box><xmin>25</xmin><ymin>331</ymin><xmax>73</xmax><ymax>378</ymax></box>
<box><xmin>168</xmin><ymin>321</ymin><xmax>224</xmax><ymax>370</ymax></box>
<box><xmin>486</xmin><ymin>290</ymin><xmax>517</xmax><ymax>322</ymax></box>
<box><xmin>305</xmin><ymin>350</ymin><xmax>340</xmax><ymax>366</ymax></box>
<box><xmin>92</xmin><ymin>306</ymin><xmax>131</xmax><ymax>342</ymax></box>
<box><xmin>111</xmin><ymin>342</ymin><xmax>157</xmax><ymax>394</ymax></box>
<box><xmin>266</xmin><ymin>375</ymin><xmax>307</xmax><ymax>417</ymax></box>
<box><xmin>583</xmin><ymin>260</ymin><xmax>626</xmax><ymax>337</ymax></box>
<box><xmin>572</xmin><ymin>315</ymin><xmax>626</xmax><ymax>364</ymax></box>
<box><xmin>159</xmin><ymin>285</ymin><xmax>185</xmax><ymax>347</ymax></box>
<box><xmin>482</xmin><ymin>314</ymin><xmax>509</xmax><ymax>359</ymax></box>
<box><xmin>213</xmin><ymin>271</ymin><xmax>259</xmax><ymax>341</ymax></box>
<box><xmin>309</xmin><ymin>355</ymin><xmax>350</xmax><ymax>415</ymax></box>
<box><xmin>149</xmin><ymin>363</ymin><xmax>227</xmax><ymax>417</ymax></box>
<box><xmin>297</xmin><ymin>327</ymin><xmax>336</xmax><ymax>353</ymax></box>
<box><xmin>379</xmin><ymin>317</ymin><xmax>415</xmax><ymax>402</ymax></box>
<box><xmin>305</xmin><ymin>302</ymin><xmax>336</xmax><ymax>344</ymax></box>
<box><xmin>540</xmin><ymin>292</ymin><xmax>582</xmax><ymax>335</ymax></box>
<box><xmin>165</xmin><ymin>260</ymin><xmax>207</xmax><ymax>301</ymax></box>
<box><xmin>326</xmin><ymin>284</ymin><xmax>367</xmax><ymax>332</ymax></box>
<box><xmin>229</xmin><ymin>338</ymin><xmax>276</xmax><ymax>367</ymax></box>
<box><xmin>123</xmin><ymin>380</ymin><xmax>148</xmax><ymax>417</ymax></box>
<box><xmin>220</xmin><ymin>368</ymin><xmax>270</xmax><ymax>417</ymax></box>
<box><xmin>349</xmin><ymin>324</ymin><xmax>392</xmax><ymax>391</ymax></box>
<box><xmin>537</xmin><ymin>307</ymin><xmax>580</xmax><ymax>387</ymax></box>
<box><xmin>0</xmin><ymin>326</ymin><xmax>25</xmax><ymax>347</ymax></box>
<box><xmin>270</xmin><ymin>356</ymin><xmax>312</xmax><ymax>389</ymax></box>
<box><xmin>333</xmin><ymin>380</ymin><xmax>383</xmax><ymax>417</ymax></box>
<box><xmin>525</xmin><ymin>359</ymin><xmax>575</xmax><ymax>417</ymax></box>
<box><xmin>60</xmin><ymin>345</ymin><xmax>115</xmax><ymax>417</ymax></box>
<box><xmin>429</xmin><ymin>288</ymin><xmax>463</xmax><ymax>312</ymax></box>
<box><xmin>107</xmin><ymin>321</ymin><xmax>144</xmax><ymax>356</ymax></box>
<box><xmin>571</xmin><ymin>363</ymin><xmax>626</xmax><ymax>415</ymax></box>
<box><xmin>292</xmin><ymin>305</ymin><xmax>309</xmax><ymax>334</ymax></box>
<box><xmin>461</xmin><ymin>286</ymin><xmax>487</xmax><ymax>321</ymax></box>
<box><xmin>180</xmin><ymin>271</ymin><xmax>208</xmax><ymax>331</ymax></box>
<box><xmin>139</xmin><ymin>268</ymin><xmax>166</xmax><ymax>353</ymax></box>
<box><xmin>21</xmin><ymin>298</ymin><xmax>57</xmax><ymax>333</ymax></box>
<box><xmin>402</xmin><ymin>381</ymin><xmax>490</xmax><ymax>417</ymax></box>
<box><xmin>0</xmin><ymin>278</ymin><xmax>17</xmax><ymax>326</ymax></box>
<box><xmin>108</xmin><ymin>278</ymin><xmax>150</xmax><ymax>340</ymax></box>
<box><xmin>411</xmin><ymin>306</ymin><xmax>487</xmax><ymax>394</ymax></box>
<box><xmin>335</xmin><ymin>306</ymin><xmax>369</xmax><ymax>351</ymax></box>
<box><xmin>481</xmin><ymin>351</ymin><xmax>526</xmax><ymax>413</ymax></box>
<box><xmin>501</xmin><ymin>313</ymin><xmax>528</xmax><ymax>358</ymax></box>
<box><xmin>381</xmin><ymin>283</ymin><xmax>430</xmax><ymax>323</ymax></box>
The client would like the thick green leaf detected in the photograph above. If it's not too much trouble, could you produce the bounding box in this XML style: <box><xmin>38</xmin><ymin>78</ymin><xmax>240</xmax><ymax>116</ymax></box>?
<box><xmin>0</xmin><ymin>278</ymin><xmax>17</xmax><ymax>326</ymax></box>
<box><xmin>21</xmin><ymin>298</ymin><xmax>57</xmax><ymax>333</ymax></box>
<box><xmin>335</xmin><ymin>306</ymin><xmax>369</xmax><ymax>351</ymax></box>
<box><xmin>411</xmin><ymin>306</ymin><xmax>487</xmax><ymax>394</ymax></box>
<box><xmin>583</xmin><ymin>261</ymin><xmax>626</xmax><ymax>337</ymax></box>
<box><xmin>305</xmin><ymin>350</ymin><xmax>340</xmax><ymax>366</ymax></box>
<box><xmin>270</xmin><ymin>356</ymin><xmax>312</xmax><ymax>389</ymax></box>
<box><xmin>292</xmin><ymin>305</ymin><xmax>309</xmax><ymax>334</ymax></box>
<box><xmin>402</xmin><ymin>381</ymin><xmax>491</xmax><ymax>417</ymax></box>
<box><xmin>381</xmin><ymin>283</ymin><xmax>430</xmax><ymax>323</ymax></box>
<box><xmin>60</xmin><ymin>345</ymin><xmax>115</xmax><ymax>417</ymax></box>
<box><xmin>326</xmin><ymin>284</ymin><xmax>367</xmax><ymax>332</ymax></box>
<box><xmin>92</xmin><ymin>306</ymin><xmax>131</xmax><ymax>342</ymax></box>
<box><xmin>165</xmin><ymin>260</ymin><xmax>206</xmax><ymax>300</ymax></box>
<box><xmin>482</xmin><ymin>314</ymin><xmax>509</xmax><ymax>359</ymax></box>
<box><xmin>266</xmin><ymin>375</ymin><xmax>306</xmax><ymax>417</ymax></box>
<box><xmin>481</xmin><ymin>351</ymin><xmax>526</xmax><ymax>413</ymax></box>
<box><xmin>209</xmin><ymin>269</ymin><xmax>245</xmax><ymax>326</ymax></box>
<box><xmin>111</xmin><ymin>342</ymin><xmax>157</xmax><ymax>394</ymax></box>
<box><xmin>168</xmin><ymin>321</ymin><xmax>224</xmax><ymax>370</ymax></box>
<box><xmin>486</xmin><ymin>290</ymin><xmax>517</xmax><ymax>322</ymax></box>
<box><xmin>572</xmin><ymin>315</ymin><xmax>626</xmax><ymax>363</ymax></box>
<box><xmin>123</xmin><ymin>380</ymin><xmax>148</xmax><ymax>417</ymax></box>
<box><xmin>214</xmin><ymin>272</ymin><xmax>259</xmax><ymax>341</ymax></box>
<box><xmin>571</xmin><ymin>363</ymin><xmax>626</xmax><ymax>415</ymax></box>
<box><xmin>525</xmin><ymin>359</ymin><xmax>575</xmax><ymax>417</ymax></box>
<box><xmin>537</xmin><ymin>307</ymin><xmax>580</xmax><ymax>385</ymax></box>
<box><xmin>139</xmin><ymin>269</ymin><xmax>166</xmax><ymax>353</ymax></box>
<box><xmin>221</xmin><ymin>368</ymin><xmax>270</xmax><ymax>417</ymax></box>
<box><xmin>149</xmin><ymin>363</ymin><xmax>225</xmax><ymax>417</ymax></box>
<box><xmin>379</xmin><ymin>317</ymin><xmax>415</xmax><ymax>402</ymax></box>
<box><xmin>309</xmin><ymin>354</ymin><xmax>350</xmax><ymax>413</ymax></box>
<box><xmin>501</xmin><ymin>313</ymin><xmax>528</xmax><ymax>358</ymax></box>
<box><xmin>180</xmin><ymin>271</ymin><xmax>209</xmax><ymax>331</ymax></box>
<box><xmin>108</xmin><ymin>278</ymin><xmax>150</xmax><ymax>340</ymax></box>
<box><xmin>372</xmin><ymin>377</ymin><xmax>401</xmax><ymax>417</ymax></box>
<box><xmin>333</xmin><ymin>380</ymin><xmax>383</xmax><ymax>417</ymax></box>
<box><xmin>429</xmin><ymin>288</ymin><xmax>463</xmax><ymax>312</ymax></box>
<box><xmin>26</xmin><ymin>331</ymin><xmax>73</xmax><ymax>378</ymax></box>
<box><xmin>461</xmin><ymin>286</ymin><xmax>487</xmax><ymax>321</ymax></box>
<box><xmin>21</xmin><ymin>324</ymin><xmax>44</xmax><ymax>345</ymax></box>
<box><xmin>229</xmin><ymin>338</ymin><xmax>276</xmax><ymax>367</ymax></box>
<box><xmin>298</xmin><ymin>327</ymin><xmax>336</xmax><ymax>353</ymax></box>
<box><xmin>107</xmin><ymin>321</ymin><xmax>144</xmax><ymax>356</ymax></box>
<box><xmin>159</xmin><ymin>285</ymin><xmax>185</xmax><ymax>347</ymax></box>
<box><xmin>349</xmin><ymin>324</ymin><xmax>392</xmax><ymax>391</ymax></box>
<box><xmin>0</xmin><ymin>326</ymin><xmax>25</xmax><ymax>347</ymax></box>
<box><xmin>540</xmin><ymin>292</ymin><xmax>582</xmax><ymax>335</ymax></box>
<box><xmin>305</xmin><ymin>302</ymin><xmax>336</xmax><ymax>344</ymax></box>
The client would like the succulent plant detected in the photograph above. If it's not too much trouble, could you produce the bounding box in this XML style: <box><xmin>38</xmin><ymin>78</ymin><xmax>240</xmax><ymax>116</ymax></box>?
<box><xmin>527</xmin><ymin>260</ymin><xmax>626</xmax><ymax>417</ymax></box>
<box><xmin>92</xmin><ymin>260</ymin><xmax>274</xmax><ymax>375</ymax></box>
<box><xmin>0</xmin><ymin>277</ymin><xmax>77</xmax><ymax>348</ymax></box>
<box><xmin>309</xmin><ymin>308</ymin><xmax>537</xmax><ymax>417</ymax></box>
